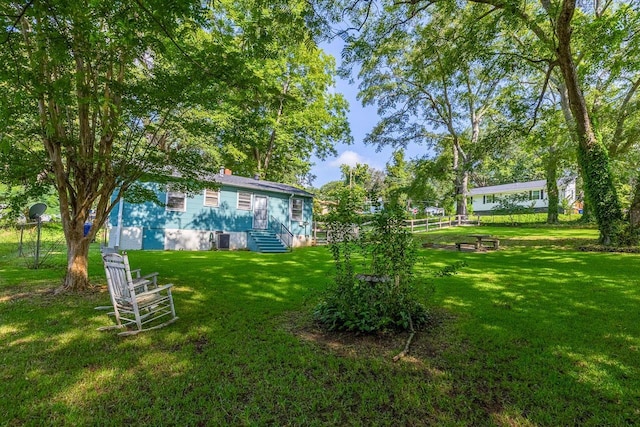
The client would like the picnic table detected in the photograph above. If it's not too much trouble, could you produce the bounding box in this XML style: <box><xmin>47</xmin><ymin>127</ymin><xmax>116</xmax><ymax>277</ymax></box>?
<box><xmin>456</xmin><ymin>234</ymin><xmax>500</xmax><ymax>251</ymax></box>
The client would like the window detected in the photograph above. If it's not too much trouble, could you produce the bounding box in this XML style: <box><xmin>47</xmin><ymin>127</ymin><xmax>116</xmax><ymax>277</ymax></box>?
<box><xmin>203</xmin><ymin>189</ymin><xmax>220</xmax><ymax>207</ymax></box>
<box><xmin>292</xmin><ymin>198</ymin><xmax>303</xmax><ymax>221</ymax></box>
<box><xmin>166</xmin><ymin>190</ymin><xmax>186</xmax><ymax>211</ymax></box>
<box><xmin>237</xmin><ymin>192</ymin><xmax>252</xmax><ymax>210</ymax></box>
<box><xmin>530</xmin><ymin>190</ymin><xmax>543</xmax><ymax>200</ymax></box>
<box><xmin>483</xmin><ymin>194</ymin><xmax>497</xmax><ymax>204</ymax></box>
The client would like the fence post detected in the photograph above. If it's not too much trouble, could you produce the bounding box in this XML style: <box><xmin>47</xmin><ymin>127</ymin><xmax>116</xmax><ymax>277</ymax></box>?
<box><xmin>411</xmin><ymin>219</ymin><xmax>414</xmax><ymax>233</ymax></box>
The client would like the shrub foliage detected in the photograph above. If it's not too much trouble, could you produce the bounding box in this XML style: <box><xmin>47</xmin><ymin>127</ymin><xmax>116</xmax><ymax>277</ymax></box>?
<box><xmin>315</xmin><ymin>191</ymin><xmax>428</xmax><ymax>333</ymax></box>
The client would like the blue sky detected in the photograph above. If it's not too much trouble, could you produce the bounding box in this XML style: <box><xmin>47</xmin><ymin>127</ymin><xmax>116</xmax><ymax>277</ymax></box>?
<box><xmin>308</xmin><ymin>40</ymin><xmax>425</xmax><ymax>187</ymax></box>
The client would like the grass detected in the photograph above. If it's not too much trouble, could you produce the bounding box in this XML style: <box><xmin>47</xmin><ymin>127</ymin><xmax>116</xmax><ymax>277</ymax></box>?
<box><xmin>1</xmin><ymin>224</ymin><xmax>639</xmax><ymax>425</ymax></box>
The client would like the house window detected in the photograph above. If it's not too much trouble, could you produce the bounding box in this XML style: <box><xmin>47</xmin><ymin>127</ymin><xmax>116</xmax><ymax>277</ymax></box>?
<box><xmin>292</xmin><ymin>199</ymin><xmax>303</xmax><ymax>221</ymax></box>
<box><xmin>166</xmin><ymin>191</ymin><xmax>186</xmax><ymax>212</ymax></box>
<box><xmin>204</xmin><ymin>189</ymin><xmax>220</xmax><ymax>207</ymax></box>
<box><xmin>484</xmin><ymin>194</ymin><xmax>497</xmax><ymax>204</ymax></box>
<box><xmin>237</xmin><ymin>192</ymin><xmax>252</xmax><ymax>210</ymax></box>
<box><xmin>530</xmin><ymin>190</ymin><xmax>543</xmax><ymax>200</ymax></box>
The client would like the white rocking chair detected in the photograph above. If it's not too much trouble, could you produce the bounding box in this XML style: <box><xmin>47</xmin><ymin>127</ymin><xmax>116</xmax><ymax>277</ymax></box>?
<box><xmin>95</xmin><ymin>247</ymin><xmax>160</xmax><ymax>310</ymax></box>
<box><xmin>100</xmin><ymin>252</ymin><xmax>177</xmax><ymax>336</ymax></box>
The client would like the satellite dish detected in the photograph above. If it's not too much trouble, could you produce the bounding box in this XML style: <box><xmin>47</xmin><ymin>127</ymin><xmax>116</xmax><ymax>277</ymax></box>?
<box><xmin>28</xmin><ymin>203</ymin><xmax>47</xmax><ymax>220</ymax></box>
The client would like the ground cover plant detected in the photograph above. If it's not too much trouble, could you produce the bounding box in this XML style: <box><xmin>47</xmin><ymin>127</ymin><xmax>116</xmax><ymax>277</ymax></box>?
<box><xmin>1</xmin><ymin>224</ymin><xmax>639</xmax><ymax>425</ymax></box>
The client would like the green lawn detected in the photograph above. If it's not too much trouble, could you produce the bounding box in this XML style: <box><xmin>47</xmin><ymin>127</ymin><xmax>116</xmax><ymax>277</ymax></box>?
<box><xmin>1</xmin><ymin>225</ymin><xmax>639</xmax><ymax>425</ymax></box>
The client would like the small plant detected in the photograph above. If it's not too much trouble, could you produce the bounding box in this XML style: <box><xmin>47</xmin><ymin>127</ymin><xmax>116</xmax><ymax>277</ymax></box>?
<box><xmin>315</xmin><ymin>200</ymin><xmax>429</xmax><ymax>333</ymax></box>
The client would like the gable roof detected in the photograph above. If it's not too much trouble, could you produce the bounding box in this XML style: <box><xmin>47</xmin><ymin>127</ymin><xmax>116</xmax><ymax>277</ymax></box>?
<box><xmin>213</xmin><ymin>174</ymin><xmax>314</xmax><ymax>198</ymax></box>
<box><xmin>469</xmin><ymin>179</ymin><xmax>546</xmax><ymax>196</ymax></box>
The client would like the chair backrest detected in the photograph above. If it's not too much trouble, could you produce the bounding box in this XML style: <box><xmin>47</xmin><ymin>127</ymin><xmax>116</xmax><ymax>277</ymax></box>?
<box><xmin>102</xmin><ymin>253</ymin><xmax>135</xmax><ymax>301</ymax></box>
<box><xmin>100</xmin><ymin>246</ymin><xmax>118</xmax><ymax>256</ymax></box>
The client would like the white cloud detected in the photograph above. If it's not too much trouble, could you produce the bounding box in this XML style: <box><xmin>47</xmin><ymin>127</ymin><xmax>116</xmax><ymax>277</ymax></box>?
<box><xmin>329</xmin><ymin>150</ymin><xmax>366</xmax><ymax>167</ymax></box>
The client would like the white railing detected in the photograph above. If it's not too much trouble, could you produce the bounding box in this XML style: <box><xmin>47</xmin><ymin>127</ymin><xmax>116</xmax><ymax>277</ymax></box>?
<box><xmin>269</xmin><ymin>216</ymin><xmax>293</xmax><ymax>249</ymax></box>
<box><xmin>403</xmin><ymin>215</ymin><xmax>481</xmax><ymax>233</ymax></box>
<box><xmin>312</xmin><ymin>215</ymin><xmax>481</xmax><ymax>244</ymax></box>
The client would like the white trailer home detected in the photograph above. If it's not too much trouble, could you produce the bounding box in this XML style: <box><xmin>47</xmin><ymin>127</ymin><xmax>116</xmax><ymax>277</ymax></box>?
<box><xmin>469</xmin><ymin>178</ymin><xmax>578</xmax><ymax>215</ymax></box>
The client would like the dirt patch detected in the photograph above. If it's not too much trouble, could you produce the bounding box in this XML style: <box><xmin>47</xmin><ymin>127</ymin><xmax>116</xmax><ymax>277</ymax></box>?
<box><xmin>282</xmin><ymin>308</ymin><xmax>456</xmax><ymax>364</ymax></box>
<box><xmin>0</xmin><ymin>283</ymin><xmax>104</xmax><ymax>303</ymax></box>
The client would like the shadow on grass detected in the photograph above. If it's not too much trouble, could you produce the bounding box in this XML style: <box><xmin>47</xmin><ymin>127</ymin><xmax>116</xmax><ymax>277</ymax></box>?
<box><xmin>1</xmin><ymin>241</ymin><xmax>639</xmax><ymax>425</ymax></box>
<box><xmin>420</xmin><ymin>246</ymin><xmax>640</xmax><ymax>424</ymax></box>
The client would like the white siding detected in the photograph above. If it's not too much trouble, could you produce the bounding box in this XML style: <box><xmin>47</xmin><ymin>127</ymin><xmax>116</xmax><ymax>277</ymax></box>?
<box><xmin>109</xmin><ymin>226</ymin><xmax>143</xmax><ymax>250</ymax></box>
<box><xmin>163</xmin><ymin>229</ymin><xmax>248</xmax><ymax>250</ymax></box>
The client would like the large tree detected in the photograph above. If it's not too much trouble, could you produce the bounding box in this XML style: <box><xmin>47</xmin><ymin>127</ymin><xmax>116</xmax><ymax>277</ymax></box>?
<box><xmin>0</xmin><ymin>1</ymin><xmax>224</xmax><ymax>290</ymax></box>
<box><xmin>329</xmin><ymin>0</ymin><xmax>637</xmax><ymax>243</ymax></box>
<box><xmin>205</xmin><ymin>0</ymin><xmax>351</xmax><ymax>184</ymax></box>
<box><xmin>341</xmin><ymin>2</ymin><xmax>516</xmax><ymax>216</ymax></box>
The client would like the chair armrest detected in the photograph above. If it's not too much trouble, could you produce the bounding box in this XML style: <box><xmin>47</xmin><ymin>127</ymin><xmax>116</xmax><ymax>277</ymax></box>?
<box><xmin>131</xmin><ymin>268</ymin><xmax>142</xmax><ymax>279</ymax></box>
<box><xmin>136</xmin><ymin>283</ymin><xmax>174</xmax><ymax>298</ymax></box>
<box><xmin>139</xmin><ymin>272</ymin><xmax>159</xmax><ymax>288</ymax></box>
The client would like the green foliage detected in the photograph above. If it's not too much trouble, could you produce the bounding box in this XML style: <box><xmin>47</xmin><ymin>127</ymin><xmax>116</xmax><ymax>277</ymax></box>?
<box><xmin>491</xmin><ymin>193</ymin><xmax>536</xmax><ymax>225</ymax></box>
<box><xmin>315</xmin><ymin>198</ymin><xmax>428</xmax><ymax>333</ymax></box>
<box><xmin>204</xmin><ymin>0</ymin><xmax>352</xmax><ymax>182</ymax></box>
<box><xmin>323</xmin><ymin>187</ymin><xmax>363</xmax><ymax>288</ymax></box>
<box><xmin>578</xmin><ymin>135</ymin><xmax>624</xmax><ymax>244</ymax></box>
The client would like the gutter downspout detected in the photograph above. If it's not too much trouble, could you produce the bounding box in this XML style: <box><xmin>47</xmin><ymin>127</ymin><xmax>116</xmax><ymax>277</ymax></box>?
<box><xmin>115</xmin><ymin>198</ymin><xmax>124</xmax><ymax>249</ymax></box>
<box><xmin>288</xmin><ymin>193</ymin><xmax>294</xmax><ymax>232</ymax></box>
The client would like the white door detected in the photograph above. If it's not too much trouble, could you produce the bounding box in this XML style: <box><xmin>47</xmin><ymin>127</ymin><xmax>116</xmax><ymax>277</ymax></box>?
<box><xmin>253</xmin><ymin>196</ymin><xmax>268</xmax><ymax>229</ymax></box>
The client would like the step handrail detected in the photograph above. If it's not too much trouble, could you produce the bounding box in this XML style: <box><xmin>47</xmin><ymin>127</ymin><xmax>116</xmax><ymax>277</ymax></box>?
<box><xmin>269</xmin><ymin>216</ymin><xmax>293</xmax><ymax>249</ymax></box>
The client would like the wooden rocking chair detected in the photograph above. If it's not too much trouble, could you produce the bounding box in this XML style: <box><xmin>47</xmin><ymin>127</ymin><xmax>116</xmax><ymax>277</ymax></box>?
<box><xmin>95</xmin><ymin>247</ymin><xmax>160</xmax><ymax>310</ymax></box>
<box><xmin>100</xmin><ymin>252</ymin><xmax>177</xmax><ymax>336</ymax></box>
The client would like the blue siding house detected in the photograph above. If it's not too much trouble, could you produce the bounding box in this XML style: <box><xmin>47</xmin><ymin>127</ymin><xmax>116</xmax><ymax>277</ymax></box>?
<box><xmin>108</xmin><ymin>171</ymin><xmax>314</xmax><ymax>252</ymax></box>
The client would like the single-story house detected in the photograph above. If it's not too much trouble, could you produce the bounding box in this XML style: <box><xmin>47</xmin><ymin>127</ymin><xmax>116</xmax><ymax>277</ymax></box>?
<box><xmin>108</xmin><ymin>170</ymin><xmax>314</xmax><ymax>252</ymax></box>
<box><xmin>469</xmin><ymin>178</ymin><xmax>577</xmax><ymax>215</ymax></box>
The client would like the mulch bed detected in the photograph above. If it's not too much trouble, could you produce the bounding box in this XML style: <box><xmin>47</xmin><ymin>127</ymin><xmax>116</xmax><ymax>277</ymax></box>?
<box><xmin>578</xmin><ymin>245</ymin><xmax>640</xmax><ymax>253</ymax></box>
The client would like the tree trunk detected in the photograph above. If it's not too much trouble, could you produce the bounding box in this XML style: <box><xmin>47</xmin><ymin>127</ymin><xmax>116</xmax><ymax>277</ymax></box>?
<box><xmin>452</xmin><ymin>140</ymin><xmax>468</xmax><ymax>216</ymax></box>
<box><xmin>63</xmin><ymin>222</ymin><xmax>92</xmax><ymax>291</ymax></box>
<box><xmin>556</xmin><ymin>0</ymin><xmax>623</xmax><ymax>244</ymax></box>
<box><xmin>629</xmin><ymin>177</ymin><xmax>640</xmax><ymax>230</ymax></box>
<box><xmin>457</xmin><ymin>170</ymin><xmax>469</xmax><ymax>216</ymax></box>
<box><xmin>545</xmin><ymin>150</ymin><xmax>559</xmax><ymax>223</ymax></box>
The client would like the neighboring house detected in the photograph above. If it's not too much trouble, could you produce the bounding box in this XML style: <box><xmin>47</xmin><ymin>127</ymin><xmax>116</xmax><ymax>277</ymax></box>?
<box><xmin>423</xmin><ymin>206</ymin><xmax>445</xmax><ymax>216</ymax></box>
<box><xmin>469</xmin><ymin>178</ymin><xmax>577</xmax><ymax>215</ymax></box>
<box><xmin>108</xmin><ymin>170</ymin><xmax>314</xmax><ymax>251</ymax></box>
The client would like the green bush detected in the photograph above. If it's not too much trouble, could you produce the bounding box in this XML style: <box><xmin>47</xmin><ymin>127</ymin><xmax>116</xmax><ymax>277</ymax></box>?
<box><xmin>315</xmin><ymin>200</ymin><xmax>429</xmax><ymax>333</ymax></box>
